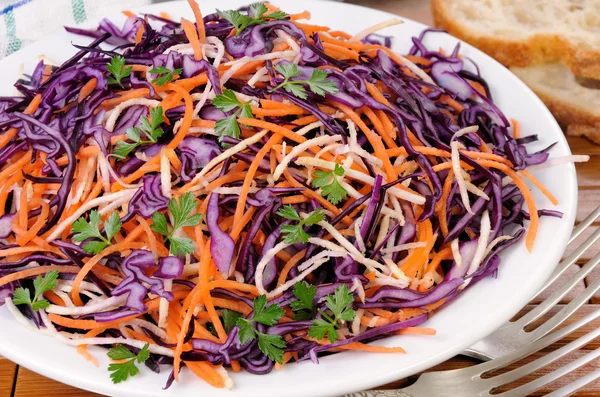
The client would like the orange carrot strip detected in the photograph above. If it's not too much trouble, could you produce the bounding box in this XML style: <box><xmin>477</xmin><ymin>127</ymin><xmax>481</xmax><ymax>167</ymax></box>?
<box><xmin>511</xmin><ymin>118</ymin><xmax>521</xmax><ymax>139</ymax></box>
<box><xmin>0</xmin><ymin>265</ymin><xmax>80</xmax><ymax>287</ymax></box>
<box><xmin>71</xmin><ymin>227</ymin><xmax>145</xmax><ymax>305</ymax></box>
<box><xmin>101</xmin><ymin>88</ymin><xmax>150</xmax><ymax>107</ymax></box>
<box><xmin>185</xmin><ymin>362</ymin><xmax>225</xmax><ymax>388</ymax></box>
<box><xmin>230</xmin><ymin>206</ymin><xmax>257</xmax><ymax>242</ymax></box>
<box><xmin>333</xmin><ymin>342</ymin><xmax>406</xmax><ymax>354</ymax></box>
<box><xmin>277</xmin><ymin>249</ymin><xmax>308</xmax><ymax>286</ymax></box>
<box><xmin>438</xmin><ymin>169</ymin><xmax>454</xmax><ymax>238</ymax></box>
<box><xmin>78</xmin><ymin>78</ymin><xmax>97</xmax><ymax>102</ymax></box>
<box><xmin>397</xmin><ymin>327</ymin><xmax>437</xmax><ymax>336</ymax></box>
<box><xmin>332</xmin><ymin>102</ymin><xmax>397</xmax><ymax>182</ymax></box>
<box><xmin>0</xmin><ymin>150</ymin><xmax>32</xmax><ymax>182</ymax></box>
<box><xmin>425</xmin><ymin>247</ymin><xmax>452</xmax><ymax>274</ymax></box>
<box><xmin>478</xmin><ymin>160</ymin><xmax>539</xmax><ymax>251</ymax></box>
<box><xmin>520</xmin><ymin>169</ymin><xmax>558</xmax><ymax>205</ymax></box>
<box><xmin>165</xmin><ymin>83</ymin><xmax>194</xmax><ymax>149</ymax></box>
<box><xmin>187</xmin><ymin>0</ymin><xmax>206</xmax><ymax>43</ymax></box>
<box><xmin>181</xmin><ymin>17</ymin><xmax>203</xmax><ymax>60</ymax></box>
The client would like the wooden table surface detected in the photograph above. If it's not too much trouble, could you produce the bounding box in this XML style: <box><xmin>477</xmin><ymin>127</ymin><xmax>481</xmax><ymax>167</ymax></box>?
<box><xmin>3</xmin><ymin>1</ymin><xmax>600</xmax><ymax>396</ymax></box>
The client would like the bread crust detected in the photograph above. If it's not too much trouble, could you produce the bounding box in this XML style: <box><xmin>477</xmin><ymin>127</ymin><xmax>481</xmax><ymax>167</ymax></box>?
<box><xmin>524</xmin><ymin>87</ymin><xmax>600</xmax><ymax>144</ymax></box>
<box><xmin>430</xmin><ymin>0</ymin><xmax>600</xmax><ymax>79</ymax></box>
<box><xmin>567</xmin><ymin>124</ymin><xmax>600</xmax><ymax>145</ymax></box>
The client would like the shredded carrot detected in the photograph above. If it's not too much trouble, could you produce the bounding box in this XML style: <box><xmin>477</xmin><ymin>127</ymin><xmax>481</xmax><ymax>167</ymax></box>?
<box><xmin>186</xmin><ymin>362</ymin><xmax>225</xmax><ymax>388</ymax></box>
<box><xmin>511</xmin><ymin>118</ymin><xmax>521</xmax><ymax>139</ymax></box>
<box><xmin>187</xmin><ymin>0</ymin><xmax>206</xmax><ymax>43</ymax></box>
<box><xmin>520</xmin><ymin>169</ymin><xmax>558</xmax><ymax>205</ymax></box>
<box><xmin>181</xmin><ymin>17</ymin><xmax>203</xmax><ymax>61</ymax></box>
<box><xmin>397</xmin><ymin>327</ymin><xmax>436</xmax><ymax>336</ymax></box>
<box><xmin>334</xmin><ymin>342</ymin><xmax>406</xmax><ymax>354</ymax></box>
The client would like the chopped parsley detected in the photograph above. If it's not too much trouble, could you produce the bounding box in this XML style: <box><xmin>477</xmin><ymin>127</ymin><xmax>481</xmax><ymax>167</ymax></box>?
<box><xmin>312</xmin><ymin>164</ymin><xmax>348</xmax><ymax>205</ymax></box>
<box><xmin>106</xmin><ymin>56</ymin><xmax>132</xmax><ymax>88</ymax></box>
<box><xmin>12</xmin><ymin>270</ymin><xmax>59</xmax><ymax>311</ymax></box>
<box><xmin>148</xmin><ymin>66</ymin><xmax>183</xmax><ymax>86</ymax></box>
<box><xmin>113</xmin><ymin>106</ymin><xmax>165</xmax><ymax>160</ymax></box>
<box><xmin>212</xmin><ymin>89</ymin><xmax>254</xmax><ymax>143</ymax></box>
<box><xmin>308</xmin><ymin>285</ymin><xmax>356</xmax><ymax>343</ymax></box>
<box><xmin>217</xmin><ymin>3</ymin><xmax>288</xmax><ymax>36</ymax></box>
<box><xmin>107</xmin><ymin>343</ymin><xmax>150</xmax><ymax>384</ymax></box>
<box><xmin>151</xmin><ymin>192</ymin><xmax>202</xmax><ymax>255</ymax></box>
<box><xmin>289</xmin><ymin>281</ymin><xmax>317</xmax><ymax>321</ymax></box>
<box><xmin>272</xmin><ymin>63</ymin><xmax>338</xmax><ymax>100</ymax></box>
<box><xmin>236</xmin><ymin>295</ymin><xmax>286</xmax><ymax>364</ymax></box>
<box><xmin>277</xmin><ymin>205</ymin><xmax>324</xmax><ymax>244</ymax></box>
<box><xmin>71</xmin><ymin>211</ymin><xmax>122</xmax><ymax>254</ymax></box>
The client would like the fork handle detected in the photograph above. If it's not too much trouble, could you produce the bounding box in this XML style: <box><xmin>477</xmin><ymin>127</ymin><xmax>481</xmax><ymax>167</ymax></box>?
<box><xmin>342</xmin><ymin>391</ymin><xmax>412</xmax><ymax>397</ymax></box>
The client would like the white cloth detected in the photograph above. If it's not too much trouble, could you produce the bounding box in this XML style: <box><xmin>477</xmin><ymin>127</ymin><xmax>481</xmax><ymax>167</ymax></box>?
<box><xmin>0</xmin><ymin>0</ymin><xmax>152</xmax><ymax>59</ymax></box>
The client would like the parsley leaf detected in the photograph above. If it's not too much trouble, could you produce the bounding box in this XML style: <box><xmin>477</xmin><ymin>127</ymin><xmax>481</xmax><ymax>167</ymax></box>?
<box><xmin>149</xmin><ymin>66</ymin><xmax>183</xmax><ymax>86</ymax></box>
<box><xmin>222</xmin><ymin>309</ymin><xmax>243</xmax><ymax>333</ymax></box>
<box><xmin>266</xmin><ymin>11</ymin><xmax>288</xmax><ymax>19</ymax></box>
<box><xmin>107</xmin><ymin>343</ymin><xmax>150</xmax><ymax>384</ymax></box>
<box><xmin>272</xmin><ymin>63</ymin><xmax>338</xmax><ymax>100</ymax></box>
<box><xmin>308</xmin><ymin>318</ymin><xmax>337</xmax><ymax>343</ymax></box>
<box><xmin>218</xmin><ymin>4</ymin><xmax>288</xmax><ymax>36</ymax></box>
<box><xmin>113</xmin><ymin>107</ymin><xmax>165</xmax><ymax>160</ymax></box>
<box><xmin>113</xmin><ymin>141</ymin><xmax>138</xmax><ymax>159</ymax></box>
<box><xmin>106</xmin><ymin>56</ymin><xmax>132</xmax><ymax>88</ymax></box>
<box><xmin>212</xmin><ymin>89</ymin><xmax>245</xmax><ymax>112</ymax></box>
<box><xmin>12</xmin><ymin>270</ymin><xmax>59</xmax><ymax>311</ymax></box>
<box><xmin>235</xmin><ymin>295</ymin><xmax>286</xmax><ymax>363</ymax></box>
<box><xmin>215</xmin><ymin>114</ymin><xmax>241</xmax><ymax>142</ymax></box>
<box><xmin>308</xmin><ymin>285</ymin><xmax>356</xmax><ymax>343</ymax></box>
<box><xmin>277</xmin><ymin>205</ymin><xmax>324</xmax><ymax>244</ymax></box>
<box><xmin>212</xmin><ymin>89</ymin><xmax>254</xmax><ymax>144</ymax></box>
<box><xmin>257</xmin><ymin>333</ymin><xmax>286</xmax><ymax>364</ymax></box>
<box><xmin>290</xmin><ymin>281</ymin><xmax>316</xmax><ymax>321</ymax></box>
<box><xmin>312</xmin><ymin>164</ymin><xmax>348</xmax><ymax>205</ymax></box>
<box><xmin>249</xmin><ymin>3</ymin><xmax>268</xmax><ymax>18</ymax></box>
<box><xmin>151</xmin><ymin>192</ymin><xmax>202</xmax><ymax>255</ymax></box>
<box><xmin>72</xmin><ymin>211</ymin><xmax>122</xmax><ymax>254</ymax></box>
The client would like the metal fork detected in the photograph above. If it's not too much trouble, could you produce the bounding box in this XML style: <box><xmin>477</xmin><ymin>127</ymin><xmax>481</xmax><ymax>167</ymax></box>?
<box><xmin>343</xmin><ymin>306</ymin><xmax>600</xmax><ymax>396</ymax></box>
<box><xmin>464</xmin><ymin>206</ymin><xmax>600</xmax><ymax>360</ymax></box>
<box><xmin>342</xmin><ymin>207</ymin><xmax>600</xmax><ymax>397</ymax></box>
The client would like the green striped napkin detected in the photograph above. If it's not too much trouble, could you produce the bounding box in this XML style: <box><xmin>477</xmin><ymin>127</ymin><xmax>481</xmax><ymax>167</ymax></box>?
<box><xmin>0</xmin><ymin>0</ymin><xmax>152</xmax><ymax>59</ymax></box>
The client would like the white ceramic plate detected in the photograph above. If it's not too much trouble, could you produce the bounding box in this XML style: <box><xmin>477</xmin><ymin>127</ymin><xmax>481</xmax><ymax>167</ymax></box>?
<box><xmin>0</xmin><ymin>1</ymin><xmax>578</xmax><ymax>396</ymax></box>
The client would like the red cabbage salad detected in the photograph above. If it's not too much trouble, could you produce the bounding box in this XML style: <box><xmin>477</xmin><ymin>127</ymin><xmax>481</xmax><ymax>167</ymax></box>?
<box><xmin>0</xmin><ymin>0</ymin><xmax>587</xmax><ymax>389</ymax></box>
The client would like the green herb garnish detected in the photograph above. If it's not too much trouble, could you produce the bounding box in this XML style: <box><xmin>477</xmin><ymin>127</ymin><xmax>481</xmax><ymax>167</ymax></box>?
<box><xmin>277</xmin><ymin>205</ymin><xmax>324</xmax><ymax>244</ymax></box>
<box><xmin>71</xmin><ymin>211</ymin><xmax>122</xmax><ymax>254</ymax></box>
<box><xmin>312</xmin><ymin>164</ymin><xmax>348</xmax><ymax>205</ymax></box>
<box><xmin>289</xmin><ymin>281</ymin><xmax>317</xmax><ymax>321</ymax></box>
<box><xmin>113</xmin><ymin>106</ymin><xmax>165</xmax><ymax>159</ymax></box>
<box><xmin>12</xmin><ymin>270</ymin><xmax>59</xmax><ymax>311</ymax></box>
<box><xmin>107</xmin><ymin>343</ymin><xmax>150</xmax><ymax>384</ymax></box>
<box><xmin>236</xmin><ymin>295</ymin><xmax>286</xmax><ymax>364</ymax></box>
<box><xmin>212</xmin><ymin>89</ymin><xmax>254</xmax><ymax>143</ymax></box>
<box><xmin>308</xmin><ymin>285</ymin><xmax>356</xmax><ymax>343</ymax></box>
<box><xmin>272</xmin><ymin>63</ymin><xmax>338</xmax><ymax>100</ymax></box>
<box><xmin>148</xmin><ymin>66</ymin><xmax>183</xmax><ymax>86</ymax></box>
<box><xmin>106</xmin><ymin>56</ymin><xmax>132</xmax><ymax>88</ymax></box>
<box><xmin>217</xmin><ymin>3</ymin><xmax>288</xmax><ymax>36</ymax></box>
<box><xmin>151</xmin><ymin>192</ymin><xmax>202</xmax><ymax>255</ymax></box>
<box><xmin>222</xmin><ymin>309</ymin><xmax>243</xmax><ymax>333</ymax></box>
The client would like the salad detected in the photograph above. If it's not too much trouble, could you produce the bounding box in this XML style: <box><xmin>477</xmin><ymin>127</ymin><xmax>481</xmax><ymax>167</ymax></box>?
<box><xmin>0</xmin><ymin>0</ymin><xmax>585</xmax><ymax>390</ymax></box>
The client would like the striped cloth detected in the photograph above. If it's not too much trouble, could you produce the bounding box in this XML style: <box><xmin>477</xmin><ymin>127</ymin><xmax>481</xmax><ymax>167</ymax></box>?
<box><xmin>0</xmin><ymin>0</ymin><xmax>152</xmax><ymax>59</ymax></box>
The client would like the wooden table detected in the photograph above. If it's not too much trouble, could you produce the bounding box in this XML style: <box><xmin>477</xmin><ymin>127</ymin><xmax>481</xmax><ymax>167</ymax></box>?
<box><xmin>3</xmin><ymin>1</ymin><xmax>600</xmax><ymax>396</ymax></box>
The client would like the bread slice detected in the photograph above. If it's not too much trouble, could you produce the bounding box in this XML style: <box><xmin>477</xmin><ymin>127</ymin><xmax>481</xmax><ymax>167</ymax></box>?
<box><xmin>431</xmin><ymin>0</ymin><xmax>600</xmax><ymax>79</ymax></box>
<box><xmin>511</xmin><ymin>63</ymin><xmax>600</xmax><ymax>144</ymax></box>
